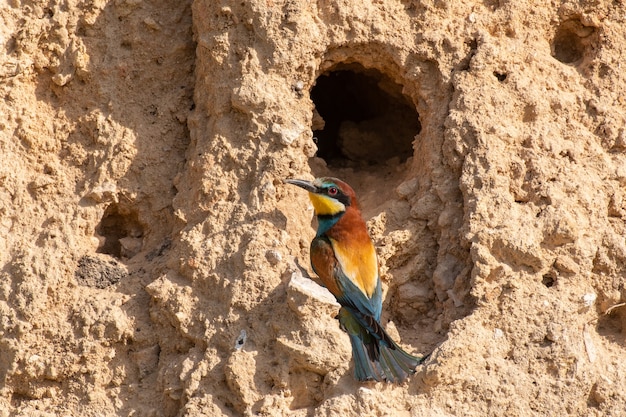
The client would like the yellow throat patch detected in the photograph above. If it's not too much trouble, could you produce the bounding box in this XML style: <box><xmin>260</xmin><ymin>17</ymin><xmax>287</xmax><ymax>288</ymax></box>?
<box><xmin>308</xmin><ymin>193</ymin><xmax>346</xmax><ymax>216</ymax></box>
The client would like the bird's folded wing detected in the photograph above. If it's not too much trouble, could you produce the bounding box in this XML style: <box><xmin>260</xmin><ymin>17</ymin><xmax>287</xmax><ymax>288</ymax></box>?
<box><xmin>328</xmin><ymin>236</ymin><xmax>378</xmax><ymax>298</ymax></box>
<box><xmin>310</xmin><ymin>236</ymin><xmax>343</xmax><ymax>298</ymax></box>
<box><xmin>310</xmin><ymin>236</ymin><xmax>380</xmax><ymax>318</ymax></box>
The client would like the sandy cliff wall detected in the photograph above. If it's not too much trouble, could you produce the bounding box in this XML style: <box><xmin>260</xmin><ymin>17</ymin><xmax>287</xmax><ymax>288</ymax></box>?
<box><xmin>1</xmin><ymin>0</ymin><xmax>625</xmax><ymax>416</ymax></box>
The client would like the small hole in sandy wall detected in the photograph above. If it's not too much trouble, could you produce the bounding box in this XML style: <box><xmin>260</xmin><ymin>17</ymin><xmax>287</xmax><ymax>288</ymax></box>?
<box><xmin>542</xmin><ymin>272</ymin><xmax>556</xmax><ymax>288</ymax></box>
<box><xmin>552</xmin><ymin>19</ymin><xmax>598</xmax><ymax>65</ymax></box>
<box><xmin>597</xmin><ymin>303</ymin><xmax>626</xmax><ymax>345</ymax></box>
<box><xmin>96</xmin><ymin>203</ymin><xmax>145</xmax><ymax>259</ymax></box>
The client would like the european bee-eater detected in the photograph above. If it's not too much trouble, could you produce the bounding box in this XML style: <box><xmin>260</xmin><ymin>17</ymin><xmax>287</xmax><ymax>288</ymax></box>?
<box><xmin>285</xmin><ymin>177</ymin><xmax>425</xmax><ymax>383</ymax></box>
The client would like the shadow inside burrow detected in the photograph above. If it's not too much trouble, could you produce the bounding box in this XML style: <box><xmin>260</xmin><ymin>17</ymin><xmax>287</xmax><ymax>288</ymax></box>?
<box><xmin>310</xmin><ymin>63</ymin><xmax>421</xmax><ymax>168</ymax></box>
<box><xmin>596</xmin><ymin>305</ymin><xmax>626</xmax><ymax>346</ymax></box>
<box><xmin>550</xmin><ymin>18</ymin><xmax>600</xmax><ymax>71</ymax></box>
<box><xmin>30</xmin><ymin>0</ymin><xmax>196</xmax><ymax>414</ymax></box>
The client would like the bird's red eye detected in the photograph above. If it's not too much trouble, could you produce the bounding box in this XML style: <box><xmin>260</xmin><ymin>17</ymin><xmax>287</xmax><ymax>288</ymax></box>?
<box><xmin>328</xmin><ymin>187</ymin><xmax>338</xmax><ymax>196</ymax></box>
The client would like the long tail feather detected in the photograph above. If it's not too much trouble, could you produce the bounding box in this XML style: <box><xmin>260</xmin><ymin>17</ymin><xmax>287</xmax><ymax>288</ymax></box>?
<box><xmin>338</xmin><ymin>308</ymin><xmax>426</xmax><ymax>383</ymax></box>
<box><xmin>375</xmin><ymin>336</ymin><xmax>423</xmax><ymax>383</ymax></box>
<box><xmin>347</xmin><ymin>333</ymin><xmax>381</xmax><ymax>381</ymax></box>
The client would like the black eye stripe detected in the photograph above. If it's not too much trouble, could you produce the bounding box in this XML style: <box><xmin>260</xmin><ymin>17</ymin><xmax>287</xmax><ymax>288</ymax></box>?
<box><xmin>323</xmin><ymin>185</ymin><xmax>350</xmax><ymax>206</ymax></box>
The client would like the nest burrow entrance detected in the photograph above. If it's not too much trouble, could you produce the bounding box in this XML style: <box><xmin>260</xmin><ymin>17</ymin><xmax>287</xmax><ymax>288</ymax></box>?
<box><xmin>95</xmin><ymin>203</ymin><xmax>145</xmax><ymax>259</ymax></box>
<box><xmin>310</xmin><ymin>64</ymin><xmax>421</xmax><ymax>167</ymax></box>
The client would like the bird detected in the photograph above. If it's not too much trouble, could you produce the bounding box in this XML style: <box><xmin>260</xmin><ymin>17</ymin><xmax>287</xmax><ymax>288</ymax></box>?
<box><xmin>284</xmin><ymin>177</ymin><xmax>426</xmax><ymax>383</ymax></box>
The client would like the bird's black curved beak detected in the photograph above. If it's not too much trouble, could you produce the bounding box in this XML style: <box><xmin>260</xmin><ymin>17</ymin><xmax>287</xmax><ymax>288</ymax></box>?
<box><xmin>284</xmin><ymin>179</ymin><xmax>318</xmax><ymax>193</ymax></box>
